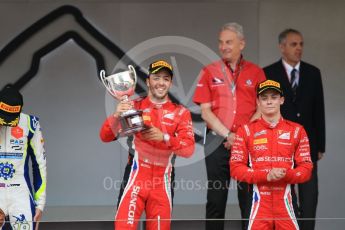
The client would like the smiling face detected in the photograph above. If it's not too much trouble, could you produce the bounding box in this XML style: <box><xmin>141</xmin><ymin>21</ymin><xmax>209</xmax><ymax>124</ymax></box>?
<box><xmin>146</xmin><ymin>69</ymin><xmax>172</xmax><ymax>103</ymax></box>
<box><xmin>280</xmin><ymin>32</ymin><xmax>304</xmax><ymax>67</ymax></box>
<box><xmin>257</xmin><ymin>89</ymin><xmax>284</xmax><ymax>117</ymax></box>
<box><xmin>218</xmin><ymin>29</ymin><xmax>245</xmax><ymax>64</ymax></box>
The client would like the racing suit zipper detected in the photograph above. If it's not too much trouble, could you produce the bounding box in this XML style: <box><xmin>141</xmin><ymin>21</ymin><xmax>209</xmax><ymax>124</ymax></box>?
<box><xmin>3</xmin><ymin>126</ymin><xmax>8</xmax><ymax>196</ymax></box>
<box><xmin>272</xmin><ymin>129</ymin><xmax>278</xmax><ymax>220</ymax></box>
<box><xmin>269</xmin><ymin>128</ymin><xmax>274</xmax><ymax>218</ymax></box>
<box><xmin>4</xmin><ymin>126</ymin><xmax>7</xmax><ymax>154</ymax></box>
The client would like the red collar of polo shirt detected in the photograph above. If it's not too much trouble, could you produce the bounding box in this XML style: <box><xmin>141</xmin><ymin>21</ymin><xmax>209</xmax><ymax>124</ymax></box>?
<box><xmin>223</xmin><ymin>55</ymin><xmax>245</xmax><ymax>75</ymax></box>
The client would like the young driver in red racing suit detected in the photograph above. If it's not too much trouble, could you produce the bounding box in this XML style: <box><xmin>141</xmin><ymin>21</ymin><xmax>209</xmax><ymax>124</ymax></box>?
<box><xmin>100</xmin><ymin>60</ymin><xmax>195</xmax><ymax>230</ymax></box>
<box><xmin>230</xmin><ymin>80</ymin><xmax>313</xmax><ymax>230</ymax></box>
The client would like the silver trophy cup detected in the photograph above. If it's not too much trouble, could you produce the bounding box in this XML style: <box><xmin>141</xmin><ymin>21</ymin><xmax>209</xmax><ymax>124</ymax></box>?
<box><xmin>100</xmin><ymin>65</ymin><xmax>146</xmax><ymax>136</ymax></box>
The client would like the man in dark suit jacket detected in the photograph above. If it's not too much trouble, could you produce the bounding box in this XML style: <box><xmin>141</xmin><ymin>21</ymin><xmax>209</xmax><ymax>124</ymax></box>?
<box><xmin>264</xmin><ymin>28</ymin><xmax>326</xmax><ymax>230</ymax></box>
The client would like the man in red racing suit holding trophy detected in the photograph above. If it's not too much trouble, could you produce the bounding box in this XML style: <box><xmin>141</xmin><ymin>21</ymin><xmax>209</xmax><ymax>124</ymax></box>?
<box><xmin>100</xmin><ymin>60</ymin><xmax>195</xmax><ymax>230</ymax></box>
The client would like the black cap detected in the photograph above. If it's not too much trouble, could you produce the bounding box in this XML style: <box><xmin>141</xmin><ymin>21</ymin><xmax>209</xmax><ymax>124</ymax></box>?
<box><xmin>257</xmin><ymin>80</ymin><xmax>283</xmax><ymax>96</ymax></box>
<box><xmin>0</xmin><ymin>85</ymin><xmax>23</xmax><ymax>127</ymax></box>
<box><xmin>148</xmin><ymin>60</ymin><xmax>173</xmax><ymax>77</ymax></box>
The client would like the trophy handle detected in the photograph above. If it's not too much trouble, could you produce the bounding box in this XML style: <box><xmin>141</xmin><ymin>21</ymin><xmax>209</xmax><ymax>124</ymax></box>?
<box><xmin>128</xmin><ymin>65</ymin><xmax>137</xmax><ymax>86</ymax></box>
<box><xmin>100</xmin><ymin>70</ymin><xmax>117</xmax><ymax>98</ymax></box>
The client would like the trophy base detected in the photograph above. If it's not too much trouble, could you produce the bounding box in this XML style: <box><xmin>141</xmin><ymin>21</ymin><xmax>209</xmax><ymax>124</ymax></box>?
<box><xmin>119</xmin><ymin>110</ymin><xmax>147</xmax><ymax>137</ymax></box>
<box><xmin>120</xmin><ymin>125</ymin><xmax>148</xmax><ymax>137</ymax></box>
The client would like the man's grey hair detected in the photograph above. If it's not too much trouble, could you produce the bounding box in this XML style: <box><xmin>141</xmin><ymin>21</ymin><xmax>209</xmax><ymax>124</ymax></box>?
<box><xmin>278</xmin><ymin>28</ymin><xmax>302</xmax><ymax>44</ymax></box>
<box><xmin>220</xmin><ymin>22</ymin><xmax>245</xmax><ymax>40</ymax></box>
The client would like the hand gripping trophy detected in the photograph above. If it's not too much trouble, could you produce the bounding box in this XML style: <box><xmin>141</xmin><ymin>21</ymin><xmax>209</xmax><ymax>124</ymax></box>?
<box><xmin>100</xmin><ymin>65</ymin><xmax>146</xmax><ymax>136</ymax></box>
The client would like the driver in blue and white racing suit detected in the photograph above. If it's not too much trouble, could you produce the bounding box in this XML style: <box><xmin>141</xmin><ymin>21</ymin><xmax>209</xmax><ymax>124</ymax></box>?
<box><xmin>0</xmin><ymin>86</ymin><xmax>46</xmax><ymax>229</ymax></box>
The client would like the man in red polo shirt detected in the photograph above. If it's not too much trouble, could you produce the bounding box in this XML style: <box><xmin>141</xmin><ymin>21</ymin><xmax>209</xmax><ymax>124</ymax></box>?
<box><xmin>193</xmin><ymin>22</ymin><xmax>266</xmax><ymax>230</ymax></box>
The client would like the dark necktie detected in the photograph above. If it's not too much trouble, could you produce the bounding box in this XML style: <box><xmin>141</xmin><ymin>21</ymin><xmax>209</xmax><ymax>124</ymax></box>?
<box><xmin>291</xmin><ymin>69</ymin><xmax>297</xmax><ymax>101</ymax></box>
